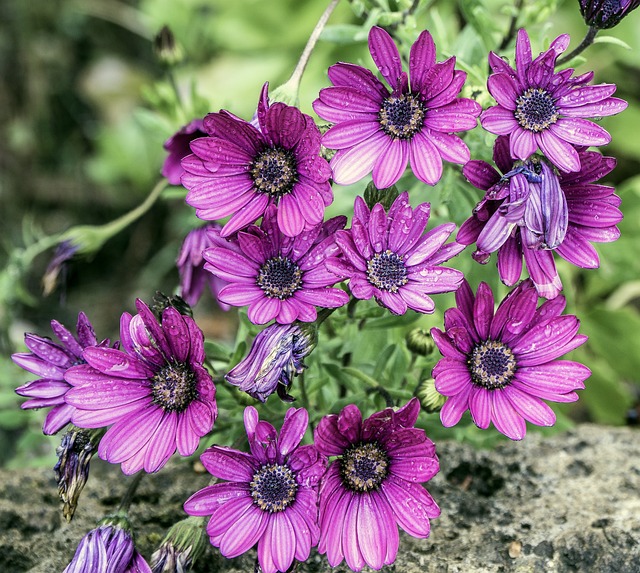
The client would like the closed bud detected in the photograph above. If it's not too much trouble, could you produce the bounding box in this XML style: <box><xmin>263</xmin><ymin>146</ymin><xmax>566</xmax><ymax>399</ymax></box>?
<box><xmin>416</xmin><ymin>378</ymin><xmax>446</xmax><ymax>414</ymax></box>
<box><xmin>154</xmin><ymin>25</ymin><xmax>184</xmax><ymax>66</ymax></box>
<box><xmin>406</xmin><ymin>328</ymin><xmax>435</xmax><ymax>356</ymax></box>
<box><xmin>150</xmin><ymin>516</ymin><xmax>207</xmax><ymax>573</ymax></box>
<box><xmin>578</xmin><ymin>0</ymin><xmax>640</xmax><ymax>29</ymax></box>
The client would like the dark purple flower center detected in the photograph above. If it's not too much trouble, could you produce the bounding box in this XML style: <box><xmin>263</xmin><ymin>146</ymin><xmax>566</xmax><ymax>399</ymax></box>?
<box><xmin>250</xmin><ymin>464</ymin><xmax>298</xmax><ymax>512</ymax></box>
<box><xmin>151</xmin><ymin>362</ymin><xmax>198</xmax><ymax>412</ymax></box>
<box><xmin>257</xmin><ymin>256</ymin><xmax>302</xmax><ymax>299</ymax></box>
<box><xmin>340</xmin><ymin>441</ymin><xmax>389</xmax><ymax>493</ymax></box>
<box><xmin>366</xmin><ymin>250</ymin><xmax>408</xmax><ymax>292</ymax></box>
<box><xmin>515</xmin><ymin>88</ymin><xmax>559</xmax><ymax>133</ymax></box>
<box><xmin>251</xmin><ymin>147</ymin><xmax>298</xmax><ymax>197</ymax></box>
<box><xmin>468</xmin><ymin>340</ymin><xmax>517</xmax><ymax>390</ymax></box>
<box><xmin>378</xmin><ymin>93</ymin><xmax>425</xmax><ymax>139</ymax></box>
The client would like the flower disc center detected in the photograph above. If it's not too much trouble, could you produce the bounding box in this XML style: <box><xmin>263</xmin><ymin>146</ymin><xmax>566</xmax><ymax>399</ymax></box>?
<box><xmin>379</xmin><ymin>93</ymin><xmax>425</xmax><ymax>139</ymax></box>
<box><xmin>257</xmin><ymin>256</ymin><xmax>302</xmax><ymax>299</ymax></box>
<box><xmin>366</xmin><ymin>250</ymin><xmax>408</xmax><ymax>292</ymax></box>
<box><xmin>515</xmin><ymin>88</ymin><xmax>559</xmax><ymax>132</ymax></box>
<box><xmin>250</xmin><ymin>464</ymin><xmax>298</xmax><ymax>513</ymax></box>
<box><xmin>151</xmin><ymin>362</ymin><xmax>198</xmax><ymax>412</ymax></box>
<box><xmin>340</xmin><ymin>441</ymin><xmax>389</xmax><ymax>493</ymax></box>
<box><xmin>469</xmin><ymin>340</ymin><xmax>517</xmax><ymax>390</ymax></box>
<box><xmin>251</xmin><ymin>147</ymin><xmax>297</xmax><ymax>197</ymax></box>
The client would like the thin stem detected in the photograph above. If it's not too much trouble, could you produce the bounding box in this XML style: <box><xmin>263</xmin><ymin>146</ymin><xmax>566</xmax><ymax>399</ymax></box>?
<box><xmin>117</xmin><ymin>471</ymin><xmax>145</xmax><ymax>514</ymax></box>
<box><xmin>497</xmin><ymin>0</ymin><xmax>523</xmax><ymax>52</ymax></box>
<box><xmin>557</xmin><ymin>26</ymin><xmax>599</xmax><ymax>67</ymax></box>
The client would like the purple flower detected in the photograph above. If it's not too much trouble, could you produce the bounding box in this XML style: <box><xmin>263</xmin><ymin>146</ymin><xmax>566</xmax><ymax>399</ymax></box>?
<box><xmin>457</xmin><ymin>135</ymin><xmax>622</xmax><ymax>298</ymax></box>
<box><xmin>63</xmin><ymin>522</ymin><xmax>152</xmax><ymax>573</ymax></box>
<box><xmin>314</xmin><ymin>26</ymin><xmax>481</xmax><ymax>188</ymax></box>
<box><xmin>314</xmin><ymin>398</ymin><xmax>440</xmax><ymax>571</ymax></box>
<box><xmin>203</xmin><ymin>206</ymin><xmax>349</xmax><ymax>325</ymax></box>
<box><xmin>480</xmin><ymin>28</ymin><xmax>627</xmax><ymax>173</ymax></box>
<box><xmin>176</xmin><ymin>223</ymin><xmax>231</xmax><ymax>309</ymax></box>
<box><xmin>65</xmin><ymin>300</ymin><xmax>217</xmax><ymax>474</ymax></box>
<box><xmin>325</xmin><ymin>191</ymin><xmax>465</xmax><ymax>315</ymax></box>
<box><xmin>162</xmin><ymin>119</ymin><xmax>206</xmax><ymax>185</ymax></box>
<box><xmin>431</xmin><ymin>279</ymin><xmax>590</xmax><ymax>440</ymax></box>
<box><xmin>12</xmin><ymin>312</ymin><xmax>110</xmax><ymax>435</ymax></box>
<box><xmin>226</xmin><ymin>322</ymin><xmax>318</xmax><ymax>402</ymax></box>
<box><xmin>182</xmin><ymin>83</ymin><xmax>333</xmax><ymax>238</ymax></box>
<box><xmin>579</xmin><ymin>0</ymin><xmax>640</xmax><ymax>29</ymax></box>
<box><xmin>184</xmin><ymin>406</ymin><xmax>327</xmax><ymax>573</ymax></box>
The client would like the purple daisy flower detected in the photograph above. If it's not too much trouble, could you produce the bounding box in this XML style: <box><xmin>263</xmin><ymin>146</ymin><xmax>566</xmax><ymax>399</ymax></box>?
<box><xmin>203</xmin><ymin>206</ymin><xmax>349</xmax><ymax>325</ymax></box>
<box><xmin>184</xmin><ymin>406</ymin><xmax>327</xmax><ymax>573</ymax></box>
<box><xmin>325</xmin><ymin>191</ymin><xmax>465</xmax><ymax>315</ymax></box>
<box><xmin>176</xmin><ymin>223</ymin><xmax>231</xmax><ymax>309</ymax></box>
<box><xmin>314</xmin><ymin>398</ymin><xmax>440</xmax><ymax>571</ymax></box>
<box><xmin>457</xmin><ymin>135</ymin><xmax>622</xmax><ymax>298</ymax></box>
<box><xmin>64</xmin><ymin>521</ymin><xmax>151</xmax><ymax>573</ymax></box>
<box><xmin>162</xmin><ymin>118</ymin><xmax>206</xmax><ymax>185</ymax></box>
<box><xmin>226</xmin><ymin>322</ymin><xmax>318</xmax><ymax>402</ymax></box>
<box><xmin>314</xmin><ymin>25</ymin><xmax>481</xmax><ymax>188</ymax></box>
<box><xmin>579</xmin><ymin>0</ymin><xmax>640</xmax><ymax>29</ymax></box>
<box><xmin>65</xmin><ymin>300</ymin><xmax>217</xmax><ymax>474</ymax></box>
<box><xmin>182</xmin><ymin>83</ymin><xmax>333</xmax><ymax>238</ymax></box>
<box><xmin>431</xmin><ymin>279</ymin><xmax>590</xmax><ymax>440</ymax></box>
<box><xmin>12</xmin><ymin>312</ymin><xmax>110</xmax><ymax>435</ymax></box>
<box><xmin>480</xmin><ymin>28</ymin><xmax>627</xmax><ymax>173</ymax></box>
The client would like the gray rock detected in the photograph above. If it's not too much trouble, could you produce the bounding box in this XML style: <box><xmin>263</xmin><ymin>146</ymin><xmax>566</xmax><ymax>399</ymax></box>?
<box><xmin>1</xmin><ymin>424</ymin><xmax>638</xmax><ymax>573</ymax></box>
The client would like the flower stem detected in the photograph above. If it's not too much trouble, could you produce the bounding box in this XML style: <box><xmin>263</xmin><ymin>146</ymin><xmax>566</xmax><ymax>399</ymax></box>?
<box><xmin>556</xmin><ymin>26</ymin><xmax>599</xmax><ymax>67</ymax></box>
<box><xmin>497</xmin><ymin>0</ymin><xmax>523</xmax><ymax>52</ymax></box>
<box><xmin>117</xmin><ymin>471</ymin><xmax>145</xmax><ymax>514</ymax></box>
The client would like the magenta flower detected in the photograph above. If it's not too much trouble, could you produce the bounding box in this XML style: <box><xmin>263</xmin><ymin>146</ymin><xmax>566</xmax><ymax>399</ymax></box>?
<box><xmin>314</xmin><ymin>398</ymin><xmax>440</xmax><ymax>571</ymax></box>
<box><xmin>65</xmin><ymin>300</ymin><xmax>217</xmax><ymax>474</ymax></box>
<box><xmin>64</xmin><ymin>521</ymin><xmax>151</xmax><ymax>573</ymax></box>
<box><xmin>431</xmin><ymin>279</ymin><xmax>590</xmax><ymax>440</ymax></box>
<box><xmin>184</xmin><ymin>406</ymin><xmax>327</xmax><ymax>573</ymax></box>
<box><xmin>176</xmin><ymin>223</ymin><xmax>231</xmax><ymax>309</ymax></box>
<box><xmin>480</xmin><ymin>28</ymin><xmax>627</xmax><ymax>173</ymax></box>
<box><xmin>457</xmin><ymin>135</ymin><xmax>622</xmax><ymax>298</ymax></box>
<box><xmin>182</xmin><ymin>83</ymin><xmax>333</xmax><ymax>238</ymax></box>
<box><xmin>314</xmin><ymin>26</ymin><xmax>481</xmax><ymax>188</ymax></box>
<box><xmin>203</xmin><ymin>206</ymin><xmax>349</xmax><ymax>325</ymax></box>
<box><xmin>162</xmin><ymin>118</ymin><xmax>206</xmax><ymax>185</ymax></box>
<box><xmin>12</xmin><ymin>312</ymin><xmax>110</xmax><ymax>435</ymax></box>
<box><xmin>325</xmin><ymin>192</ymin><xmax>465</xmax><ymax>315</ymax></box>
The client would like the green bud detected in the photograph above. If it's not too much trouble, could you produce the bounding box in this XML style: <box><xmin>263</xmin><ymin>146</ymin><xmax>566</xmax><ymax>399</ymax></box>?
<box><xmin>150</xmin><ymin>516</ymin><xmax>208</xmax><ymax>572</ymax></box>
<box><xmin>363</xmin><ymin>181</ymin><xmax>400</xmax><ymax>211</ymax></box>
<box><xmin>405</xmin><ymin>328</ymin><xmax>435</xmax><ymax>357</ymax></box>
<box><xmin>416</xmin><ymin>378</ymin><xmax>446</xmax><ymax>414</ymax></box>
<box><xmin>153</xmin><ymin>26</ymin><xmax>184</xmax><ymax>67</ymax></box>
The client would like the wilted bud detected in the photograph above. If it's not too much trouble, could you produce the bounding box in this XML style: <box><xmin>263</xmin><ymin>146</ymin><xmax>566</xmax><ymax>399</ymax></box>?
<box><xmin>578</xmin><ymin>0</ymin><xmax>640</xmax><ymax>29</ymax></box>
<box><xmin>153</xmin><ymin>25</ymin><xmax>184</xmax><ymax>66</ymax></box>
<box><xmin>43</xmin><ymin>240</ymin><xmax>78</xmax><ymax>296</ymax></box>
<box><xmin>416</xmin><ymin>378</ymin><xmax>447</xmax><ymax>414</ymax></box>
<box><xmin>406</xmin><ymin>328</ymin><xmax>435</xmax><ymax>356</ymax></box>
<box><xmin>150</xmin><ymin>516</ymin><xmax>207</xmax><ymax>573</ymax></box>
<box><xmin>54</xmin><ymin>428</ymin><xmax>100</xmax><ymax>522</ymax></box>
<box><xmin>151</xmin><ymin>291</ymin><xmax>193</xmax><ymax>320</ymax></box>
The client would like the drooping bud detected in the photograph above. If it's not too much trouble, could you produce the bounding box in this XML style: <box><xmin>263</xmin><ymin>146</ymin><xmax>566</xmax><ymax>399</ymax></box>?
<box><xmin>153</xmin><ymin>25</ymin><xmax>184</xmax><ymax>66</ymax></box>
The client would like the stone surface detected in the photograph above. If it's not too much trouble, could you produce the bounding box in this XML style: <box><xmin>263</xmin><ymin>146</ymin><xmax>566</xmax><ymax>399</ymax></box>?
<box><xmin>0</xmin><ymin>424</ymin><xmax>639</xmax><ymax>572</ymax></box>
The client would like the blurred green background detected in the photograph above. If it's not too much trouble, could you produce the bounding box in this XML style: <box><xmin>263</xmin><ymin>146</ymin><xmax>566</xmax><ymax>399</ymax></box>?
<box><xmin>1</xmin><ymin>0</ymin><xmax>639</xmax><ymax>468</ymax></box>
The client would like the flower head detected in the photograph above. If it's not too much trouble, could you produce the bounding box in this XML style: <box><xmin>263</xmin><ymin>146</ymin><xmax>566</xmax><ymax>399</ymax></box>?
<box><xmin>63</xmin><ymin>519</ymin><xmax>151</xmax><ymax>573</ymax></box>
<box><xmin>182</xmin><ymin>83</ymin><xmax>333</xmax><ymax>238</ymax></box>
<box><xmin>162</xmin><ymin>119</ymin><xmax>206</xmax><ymax>185</ymax></box>
<box><xmin>12</xmin><ymin>312</ymin><xmax>110</xmax><ymax>435</ymax></box>
<box><xmin>457</xmin><ymin>135</ymin><xmax>622</xmax><ymax>298</ymax></box>
<box><xmin>326</xmin><ymin>191</ymin><xmax>464</xmax><ymax>315</ymax></box>
<box><xmin>579</xmin><ymin>0</ymin><xmax>640</xmax><ymax>29</ymax></box>
<box><xmin>184</xmin><ymin>406</ymin><xmax>327</xmax><ymax>573</ymax></box>
<box><xmin>314</xmin><ymin>398</ymin><xmax>440</xmax><ymax>571</ymax></box>
<box><xmin>226</xmin><ymin>322</ymin><xmax>318</xmax><ymax>402</ymax></box>
<box><xmin>176</xmin><ymin>223</ymin><xmax>231</xmax><ymax>309</ymax></box>
<box><xmin>431</xmin><ymin>279</ymin><xmax>590</xmax><ymax>440</ymax></box>
<box><xmin>314</xmin><ymin>26</ymin><xmax>481</xmax><ymax>187</ymax></box>
<box><xmin>203</xmin><ymin>206</ymin><xmax>349</xmax><ymax>325</ymax></box>
<box><xmin>480</xmin><ymin>28</ymin><xmax>627</xmax><ymax>173</ymax></box>
<box><xmin>65</xmin><ymin>300</ymin><xmax>217</xmax><ymax>474</ymax></box>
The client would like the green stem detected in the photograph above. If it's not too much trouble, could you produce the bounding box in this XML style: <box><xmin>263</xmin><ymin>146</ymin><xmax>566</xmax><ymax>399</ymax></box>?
<box><xmin>556</xmin><ymin>26</ymin><xmax>599</xmax><ymax>67</ymax></box>
<box><xmin>497</xmin><ymin>0</ymin><xmax>523</xmax><ymax>52</ymax></box>
<box><xmin>117</xmin><ymin>471</ymin><xmax>145</xmax><ymax>514</ymax></box>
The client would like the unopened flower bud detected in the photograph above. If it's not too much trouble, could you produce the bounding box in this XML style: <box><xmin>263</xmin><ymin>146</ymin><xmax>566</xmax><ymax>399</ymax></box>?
<box><xmin>150</xmin><ymin>516</ymin><xmax>207</xmax><ymax>573</ymax></box>
<box><xmin>406</xmin><ymin>328</ymin><xmax>435</xmax><ymax>356</ymax></box>
<box><xmin>416</xmin><ymin>378</ymin><xmax>446</xmax><ymax>414</ymax></box>
<box><xmin>578</xmin><ymin>0</ymin><xmax>640</xmax><ymax>29</ymax></box>
<box><xmin>151</xmin><ymin>291</ymin><xmax>193</xmax><ymax>320</ymax></box>
<box><xmin>153</xmin><ymin>25</ymin><xmax>184</xmax><ymax>66</ymax></box>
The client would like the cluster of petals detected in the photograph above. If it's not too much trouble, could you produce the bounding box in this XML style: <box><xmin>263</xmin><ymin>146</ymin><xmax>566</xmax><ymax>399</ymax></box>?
<box><xmin>203</xmin><ymin>206</ymin><xmax>349</xmax><ymax>325</ymax></box>
<box><xmin>457</xmin><ymin>135</ymin><xmax>622</xmax><ymax>298</ymax></box>
<box><xmin>12</xmin><ymin>312</ymin><xmax>111</xmax><ymax>435</ymax></box>
<box><xmin>326</xmin><ymin>191</ymin><xmax>465</xmax><ymax>315</ymax></box>
<box><xmin>162</xmin><ymin>118</ymin><xmax>206</xmax><ymax>185</ymax></box>
<box><xmin>314</xmin><ymin>398</ymin><xmax>440</xmax><ymax>571</ymax></box>
<box><xmin>579</xmin><ymin>0</ymin><xmax>640</xmax><ymax>29</ymax></box>
<box><xmin>184</xmin><ymin>406</ymin><xmax>327</xmax><ymax>573</ymax></box>
<box><xmin>431</xmin><ymin>279</ymin><xmax>590</xmax><ymax>440</ymax></box>
<box><xmin>65</xmin><ymin>300</ymin><xmax>217</xmax><ymax>474</ymax></box>
<box><xmin>314</xmin><ymin>25</ymin><xmax>481</xmax><ymax>188</ymax></box>
<box><xmin>480</xmin><ymin>28</ymin><xmax>627</xmax><ymax>173</ymax></box>
<box><xmin>182</xmin><ymin>83</ymin><xmax>333</xmax><ymax>238</ymax></box>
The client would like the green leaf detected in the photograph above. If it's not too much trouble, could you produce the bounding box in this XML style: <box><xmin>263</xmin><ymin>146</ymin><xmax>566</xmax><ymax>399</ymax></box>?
<box><xmin>593</xmin><ymin>35</ymin><xmax>632</xmax><ymax>50</ymax></box>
